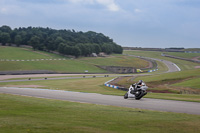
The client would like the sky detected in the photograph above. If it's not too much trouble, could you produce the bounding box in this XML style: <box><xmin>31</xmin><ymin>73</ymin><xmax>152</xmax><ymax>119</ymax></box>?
<box><xmin>0</xmin><ymin>0</ymin><xmax>200</xmax><ymax>48</ymax></box>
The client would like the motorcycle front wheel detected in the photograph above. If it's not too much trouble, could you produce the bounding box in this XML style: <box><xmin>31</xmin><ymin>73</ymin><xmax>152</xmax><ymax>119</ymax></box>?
<box><xmin>124</xmin><ymin>93</ymin><xmax>128</xmax><ymax>99</ymax></box>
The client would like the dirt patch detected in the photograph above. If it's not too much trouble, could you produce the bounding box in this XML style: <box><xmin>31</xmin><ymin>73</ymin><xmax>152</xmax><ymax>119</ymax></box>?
<box><xmin>195</xmin><ymin>66</ymin><xmax>200</xmax><ymax>68</ymax></box>
<box><xmin>146</xmin><ymin>60</ymin><xmax>153</xmax><ymax>68</ymax></box>
<box><xmin>192</xmin><ymin>56</ymin><xmax>200</xmax><ymax>61</ymax></box>
<box><xmin>5</xmin><ymin>85</ymin><xmax>46</xmax><ymax>88</ymax></box>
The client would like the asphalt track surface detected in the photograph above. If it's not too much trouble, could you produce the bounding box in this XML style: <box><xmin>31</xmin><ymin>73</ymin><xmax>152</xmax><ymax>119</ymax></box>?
<box><xmin>125</xmin><ymin>54</ymin><xmax>181</xmax><ymax>73</ymax></box>
<box><xmin>0</xmin><ymin>87</ymin><xmax>200</xmax><ymax>115</ymax></box>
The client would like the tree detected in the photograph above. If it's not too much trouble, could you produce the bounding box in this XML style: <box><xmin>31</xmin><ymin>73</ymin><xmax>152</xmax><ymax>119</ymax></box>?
<box><xmin>77</xmin><ymin>43</ymin><xmax>88</xmax><ymax>56</ymax></box>
<box><xmin>72</xmin><ymin>46</ymin><xmax>81</xmax><ymax>58</ymax></box>
<box><xmin>0</xmin><ymin>25</ymin><xmax>12</xmax><ymax>33</ymax></box>
<box><xmin>19</xmin><ymin>31</ymin><xmax>28</xmax><ymax>45</ymax></box>
<box><xmin>112</xmin><ymin>43</ymin><xmax>123</xmax><ymax>54</ymax></box>
<box><xmin>64</xmin><ymin>45</ymin><xmax>72</xmax><ymax>55</ymax></box>
<box><xmin>0</xmin><ymin>25</ymin><xmax>123</xmax><ymax>55</ymax></box>
<box><xmin>102</xmin><ymin>43</ymin><xmax>113</xmax><ymax>54</ymax></box>
<box><xmin>55</xmin><ymin>37</ymin><xmax>65</xmax><ymax>46</ymax></box>
<box><xmin>46</xmin><ymin>37</ymin><xmax>56</xmax><ymax>51</ymax></box>
<box><xmin>0</xmin><ymin>32</ymin><xmax>11</xmax><ymax>45</ymax></box>
<box><xmin>14</xmin><ymin>35</ymin><xmax>22</xmax><ymax>46</ymax></box>
<box><xmin>29</xmin><ymin>36</ymin><xmax>40</xmax><ymax>50</ymax></box>
<box><xmin>58</xmin><ymin>43</ymin><xmax>65</xmax><ymax>54</ymax></box>
<box><xmin>93</xmin><ymin>43</ymin><xmax>101</xmax><ymax>54</ymax></box>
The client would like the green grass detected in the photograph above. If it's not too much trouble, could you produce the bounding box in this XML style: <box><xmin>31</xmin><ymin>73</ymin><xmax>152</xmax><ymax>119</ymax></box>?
<box><xmin>123</xmin><ymin>50</ymin><xmax>200</xmax><ymax>70</ymax></box>
<box><xmin>114</xmin><ymin>68</ymin><xmax>200</xmax><ymax>96</ymax></box>
<box><xmin>151</xmin><ymin>60</ymin><xmax>168</xmax><ymax>73</ymax></box>
<box><xmin>0</xmin><ymin>60</ymin><xmax>107</xmax><ymax>73</ymax></box>
<box><xmin>184</xmin><ymin>48</ymin><xmax>200</xmax><ymax>51</ymax></box>
<box><xmin>164</xmin><ymin>52</ymin><xmax>200</xmax><ymax>59</ymax></box>
<box><xmin>173</xmin><ymin>77</ymin><xmax>200</xmax><ymax>89</ymax></box>
<box><xmin>132</xmin><ymin>69</ymin><xmax>200</xmax><ymax>94</ymax></box>
<box><xmin>146</xmin><ymin>93</ymin><xmax>200</xmax><ymax>102</ymax></box>
<box><xmin>115</xmin><ymin>69</ymin><xmax>200</xmax><ymax>86</ymax></box>
<box><xmin>0</xmin><ymin>46</ymin><xmax>63</xmax><ymax>59</ymax></box>
<box><xmin>79</xmin><ymin>55</ymin><xmax>149</xmax><ymax>68</ymax></box>
<box><xmin>0</xmin><ymin>46</ymin><xmax>150</xmax><ymax>73</ymax></box>
<box><xmin>124</xmin><ymin>50</ymin><xmax>162</xmax><ymax>59</ymax></box>
<box><xmin>133</xmin><ymin>69</ymin><xmax>200</xmax><ymax>83</ymax></box>
<box><xmin>0</xmin><ymin>77</ymin><xmax>124</xmax><ymax>95</ymax></box>
<box><xmin>0</xmin><ymin>93</ymin><xmax>200</xmax><ymax>133</ymax></box>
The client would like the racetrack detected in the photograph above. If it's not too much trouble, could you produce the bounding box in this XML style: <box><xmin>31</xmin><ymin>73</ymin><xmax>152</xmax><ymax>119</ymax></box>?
<box><xmin>1</xmin><ymin>87</ymin><xmax>200</xmax><ymax>115</ymax></box>
<box><xmin>126</xmin><ymin>54</ymin><xmax>181</xmax><ymax>73</ymax></box>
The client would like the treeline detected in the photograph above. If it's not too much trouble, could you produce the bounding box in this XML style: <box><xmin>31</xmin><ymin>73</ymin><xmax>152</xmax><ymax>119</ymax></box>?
<box><xmin>0</xmin><ymin>25</ymin><xmax>123</xmax><ymax>57</ymax></box>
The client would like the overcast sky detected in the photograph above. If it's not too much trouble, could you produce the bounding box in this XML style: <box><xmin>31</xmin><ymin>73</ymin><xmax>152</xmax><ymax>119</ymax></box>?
<box><xmin>0</xmin><ymin>0</ymin><xmax>200</xmax><ymax>48</ymax></box>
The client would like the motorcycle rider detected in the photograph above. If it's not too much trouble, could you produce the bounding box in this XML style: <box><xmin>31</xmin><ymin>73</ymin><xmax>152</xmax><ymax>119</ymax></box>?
<box><xmin>132</xmin><ymin>80</ymin><xmax>144</xmax><ymax>93</ymax></box>
<box><xmin>124</xmin><ymin>80</ymin><xmax>148</xmax><ymax>100</ymax></box>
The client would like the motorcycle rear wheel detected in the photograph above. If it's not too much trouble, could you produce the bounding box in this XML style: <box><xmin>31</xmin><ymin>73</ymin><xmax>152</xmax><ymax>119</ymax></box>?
<box><xmin>135</xmin><ymin>91</ymin><xmax>144</xmax><ymax>100</ymax></box>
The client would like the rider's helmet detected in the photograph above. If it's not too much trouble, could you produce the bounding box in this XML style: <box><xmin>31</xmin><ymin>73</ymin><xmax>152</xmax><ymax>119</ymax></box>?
<box><xmin>138</xmin><ymin>80</ymin><xmax>143</xmax><ymax>83</ymax></box>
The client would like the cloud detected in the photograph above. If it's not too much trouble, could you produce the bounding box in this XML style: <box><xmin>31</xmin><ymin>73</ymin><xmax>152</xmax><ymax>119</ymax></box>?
<box><xmin>68</xmin><ymin>0</ymin><xmax>120</xmax><ymax>11</ymax></box>
<box><xmin>134</xmin><ymin>8</ymin><xmax>142</xmax><ymax>13</ymax></box>
<box><xmin>68</xmin><ymin>0</ymin><xmax>94</xmax><ymax>4</ymax></box>
<box><xmin>96</xmin><ymin>0</ymin><xmax>120</xmax><ymax>11</ymax></box>
<box><xmin>0</xmin><ymin>7</ymin><xmax>7</xmax><ymax>14</ymax></box>
<box><xmin>0</xmin><ymin>4</ymin><xmax>27</xmax><ymax>16</ymax></box>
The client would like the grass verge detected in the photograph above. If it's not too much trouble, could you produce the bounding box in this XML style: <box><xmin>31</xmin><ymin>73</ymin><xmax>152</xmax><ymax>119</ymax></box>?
<box><xmin>0</xmin><ymin>93</ymin><xmax>200</xmax><ymax>133</ymax></box>
<box><xmin>0</xmin><ymin>77</ymin><xmax>124</xmax><ymax>96</ymax></box>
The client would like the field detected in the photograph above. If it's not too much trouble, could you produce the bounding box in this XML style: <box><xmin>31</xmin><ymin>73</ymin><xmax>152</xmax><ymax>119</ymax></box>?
<box><xmin>0</xmin><ymin>46</ymin><xmax>149</xmax><ymax>73</ymax></box>
<box><xmin>0</xmin><ymin>77</ymin><xmax>123</xmax><ymax>95</ymax></box>
<box><xmin>115</xmin><ymin>68</ymin><xmax>200</xmax><ymax>96</ymax></box>
<box><xmin>0</xmin><ymin>46</ymin><xmax>63</xmax><ymax>59</ymax></box>
<box><xmin>164</xmin><ymin>52</ymin><xmax>200</xmax><ymax>59</ymax></box>
<box><xmin>123</xmin><ymin>50</ymin><xmax>200</xmax><ymax>70</ymax></box>
<box><xmin>0</xmin><ymin>60</ymin><xmax>107</xmax><ymax>73</ymax></box>
<box><xmin>1</xmin><ymin>47</ymin><xmax>200</xmax><ymax>132</ymax></box>
<box><xmin>0</xmin><ymin>94</ymin><xmax>200</xmax><ymax>133</ymax></box>
<box><xmin>79</xmin><ymin>55</ymin><xmax>149</xmax><ymax>68</ymax></box>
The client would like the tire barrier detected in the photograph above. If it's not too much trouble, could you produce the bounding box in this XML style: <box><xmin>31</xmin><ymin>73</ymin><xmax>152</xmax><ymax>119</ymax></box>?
<box><xmin>104</xmin><ymin>83</ymin><xmax>119</xmax><ymax>89</ymax></box>
<box><xmin>104</xmin><ymin>77</ymin><xmax>128</xmax><ymax>91</ymax></box>
<box><xmin>148</xmin><ymin>69</ymin><xmax>158</xmax><ymax>72</ymax></box>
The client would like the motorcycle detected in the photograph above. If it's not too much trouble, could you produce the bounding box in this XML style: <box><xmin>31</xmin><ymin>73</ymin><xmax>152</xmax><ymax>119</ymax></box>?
<box><xmin>124</xmin><ymin>82</ymin><xmax>148</xmax><ymax>100</ymax></box>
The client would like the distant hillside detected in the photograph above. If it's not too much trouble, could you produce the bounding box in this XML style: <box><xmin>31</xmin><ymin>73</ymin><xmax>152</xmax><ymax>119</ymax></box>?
<box><xmin>0</xmin><ymin>25</ymin><xmax>123</xmax><ymax>57</ymax></box>
<box><xmin>0</xmin><ymin>46</ymin><xmax>149</xmax><ymax>74</ymax></box>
